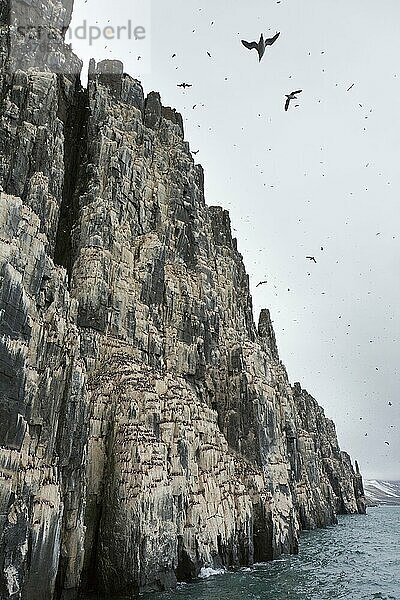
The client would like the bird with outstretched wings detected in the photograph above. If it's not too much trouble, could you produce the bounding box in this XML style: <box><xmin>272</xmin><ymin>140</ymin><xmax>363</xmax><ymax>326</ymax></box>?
<box><xmin>241</xmin><ymin>32</ymin><xmax>280</xmax><ymax>62</ymax></box>
<box><xmin>285</xmin><ymin>90</ymin><xmax>302</xmax><ymax>111</ymax></box>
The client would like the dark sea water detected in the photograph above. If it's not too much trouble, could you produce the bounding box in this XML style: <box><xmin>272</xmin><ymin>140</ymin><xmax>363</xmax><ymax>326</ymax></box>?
<box><xmin>86</xmin><ymin>507</ymin><xmax>400</xmax><ymax>600</ymax></box>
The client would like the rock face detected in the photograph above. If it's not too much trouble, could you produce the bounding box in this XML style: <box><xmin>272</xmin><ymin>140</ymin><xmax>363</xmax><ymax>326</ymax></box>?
<box><xmin>0</xmin><ymin>2</ymin><xmax>366</xmax><ymax>599</ymax></box>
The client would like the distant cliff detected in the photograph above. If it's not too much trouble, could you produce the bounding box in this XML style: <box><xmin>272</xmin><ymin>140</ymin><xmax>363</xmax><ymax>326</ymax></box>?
<box><xmin>0</xmin><ymin>2</ymin><xmax>365</xmax><ymax>599</ymax></box>
<box><xmin>364</xmin><ymin>481</ymin><xmax>400</xmax><ymax>506</ymax></box>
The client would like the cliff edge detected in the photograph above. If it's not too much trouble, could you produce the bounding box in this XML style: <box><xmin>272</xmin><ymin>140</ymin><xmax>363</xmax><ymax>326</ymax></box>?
<box><xmin>0</xmin><ymin>2</ymin><xmax>365</xmax><ymax>599</ymax></box>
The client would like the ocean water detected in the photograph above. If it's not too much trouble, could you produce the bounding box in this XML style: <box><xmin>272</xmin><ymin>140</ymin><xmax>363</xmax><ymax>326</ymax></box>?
<box><xmin>84</xmin><ymin>507</ymin><xmax>400</xmax><ymax>600</ymax></box>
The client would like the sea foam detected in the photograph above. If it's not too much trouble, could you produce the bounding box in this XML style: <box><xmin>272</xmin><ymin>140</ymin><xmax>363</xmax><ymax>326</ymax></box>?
<box><xmin>198</xmin><ymin>567</ymin><xmax>226</xmax><ymax>579</ymax></box>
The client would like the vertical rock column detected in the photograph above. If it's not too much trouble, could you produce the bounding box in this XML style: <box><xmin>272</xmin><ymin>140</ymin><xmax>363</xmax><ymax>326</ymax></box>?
<box><xmin>0</xmin><ymin>2</ymin><xmax>90</xmax><ymax>598</ymax></box>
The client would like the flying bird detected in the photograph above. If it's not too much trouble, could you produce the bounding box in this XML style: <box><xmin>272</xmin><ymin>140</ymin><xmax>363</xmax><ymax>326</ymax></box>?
<box><xmin>306</xmin><ymin>256</ymin><xmax>317</xmax><ymax>263</ymax></box>
<box><xmin>285</xmin><ymin>90</ymin><xmax>302</xmax><ymax>111</ymax></box>
<box><xmin>256</xmin><ymin>281</ymin><xmax>268</xmax><ymax>287</ymax></box>
<box><xmin>241</xmin><ymin>32</ymin><xmax>280</xmax><ymax>62</ymax></box>
<box><xmin>177</xmin><ymin>83</ymin><xmax>192</xmax><ymax>89</ymax></box>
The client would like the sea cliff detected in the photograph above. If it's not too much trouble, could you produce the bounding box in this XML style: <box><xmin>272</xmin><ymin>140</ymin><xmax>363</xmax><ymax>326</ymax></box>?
<box><xmin>0</xmin><ymin>2</ymin><xmax>365</xmax><ymax>598</ymax></box>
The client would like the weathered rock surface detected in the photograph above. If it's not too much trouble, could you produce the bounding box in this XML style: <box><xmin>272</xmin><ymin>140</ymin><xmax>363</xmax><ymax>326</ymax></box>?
<box><xmin>0</xmin><ymin>2</ymin><xmax>366</xmax><ymax>599</ymax></box>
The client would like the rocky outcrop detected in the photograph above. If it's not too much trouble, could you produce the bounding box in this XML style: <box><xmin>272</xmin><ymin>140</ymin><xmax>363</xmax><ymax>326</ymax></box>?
<box><xmin>0</xmin><ymin>2</ymin><xmax>365</xmax><ymax>599</ymax></box>
<box><xmin>290</xmin><ymin>383</ymin><xmax>366</xmax><ymax>527</ymax></box>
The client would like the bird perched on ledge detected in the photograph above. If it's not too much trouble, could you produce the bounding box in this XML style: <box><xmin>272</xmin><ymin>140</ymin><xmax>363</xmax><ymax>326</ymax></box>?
<box><xmin>241</xmin><ymin>32</ymin><xmax>280</xmax><ymax>62</ymax></box>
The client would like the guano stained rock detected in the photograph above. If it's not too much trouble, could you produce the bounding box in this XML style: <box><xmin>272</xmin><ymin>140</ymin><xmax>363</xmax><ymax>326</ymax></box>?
<box><xmin>0</xmin><ymin>2</ymin><xmax>366</xmax><ymax>599</ymax></box>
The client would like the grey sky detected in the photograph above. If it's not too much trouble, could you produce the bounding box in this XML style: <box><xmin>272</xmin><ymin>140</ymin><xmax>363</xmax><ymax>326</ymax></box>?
<box><xmin>70</xmin><ymin>0</ymin><xmax>400</xmax><ymax>480</ymax></box>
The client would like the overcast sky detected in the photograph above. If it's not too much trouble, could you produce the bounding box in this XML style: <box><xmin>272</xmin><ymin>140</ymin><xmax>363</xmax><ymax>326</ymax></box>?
<box><xmin>70</xmin><ymin>0</ymin><xmax>400</xmax><ymax>480</ymax></box>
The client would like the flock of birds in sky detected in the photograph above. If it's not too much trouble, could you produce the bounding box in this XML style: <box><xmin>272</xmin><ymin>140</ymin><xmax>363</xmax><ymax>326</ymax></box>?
<box><xmin>178</xmin><ymin>30</ymin><xmax>302</xmax><ymax>112</ymax></box>
<box><xmin>170</xmin><ymin>22</ymin><xmax>397</xmax><ymax>455</ymax></box>
<box><xmin>172</xmin><ymin>28</ymin><xmax>346</xmax><ymax>282</ymax></box>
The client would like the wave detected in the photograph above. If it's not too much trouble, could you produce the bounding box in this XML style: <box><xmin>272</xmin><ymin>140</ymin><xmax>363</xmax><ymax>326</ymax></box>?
<box><xmin>198</xmin><ymin>567</ymin><xmax>226</xmax><ymax>579</ymax></box>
